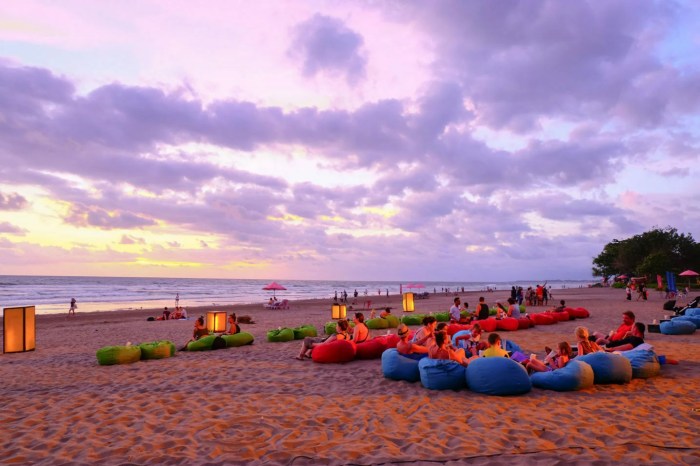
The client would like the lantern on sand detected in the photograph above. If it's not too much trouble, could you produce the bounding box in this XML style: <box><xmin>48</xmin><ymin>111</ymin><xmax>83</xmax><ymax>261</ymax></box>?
<box><xmin>402</xmin><ymin>293</ymin><xmax>415</xmax><ymax>312</ymax></box>
<box><xmin>331</xmin><ymin>303</ymin><xmax>347</xmax><ymax>320</ymax></box>
<box><xmin>206</xmin><ymin>311</ymin><xmax>227</xmax><ymax>333</ymax></box>
<box><xmin>3</xmin><ymin>306</ymin><xmax>36</xmax><ymax>353</ymax></box>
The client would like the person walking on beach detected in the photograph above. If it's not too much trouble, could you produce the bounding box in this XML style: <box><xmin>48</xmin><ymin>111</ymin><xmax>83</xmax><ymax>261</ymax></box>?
<box><xmin>68</xmin><ymin>298</ymin><xmax>77</xmax><ymax>317</ymax></box>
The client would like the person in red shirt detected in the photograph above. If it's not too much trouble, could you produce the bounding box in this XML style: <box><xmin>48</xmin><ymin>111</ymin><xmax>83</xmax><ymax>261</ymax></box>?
<box><xmin>592</xmin><ymin>311</ymin><xmax>635</xmax><ymax>345</ymax></box>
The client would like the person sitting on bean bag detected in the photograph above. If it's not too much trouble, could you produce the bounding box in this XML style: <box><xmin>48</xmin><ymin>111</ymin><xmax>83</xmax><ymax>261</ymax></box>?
<box><xmin>429</xmin><ymin>331</ymin><xmax>473</xmax><ymax>366</ymax></box>
<box><xmin>605</xmin><ymin>322</ymin><xmax>646</xmax><ymax>352</ymax></box>
<box><xmin>296</xmin><ymin>319</ymin><xmax>350</xmax><ymax>360</ymax></box>
<box><xmin>527</xmin><ymin>341</ymin><xmax>572</xmax><ymax>373</ymax></box>
<box><xmin>482</xmin><ymin>333</ymin><xmax>509</xmax><ymax>358</ymax></box>
<box><xmin>592</xmin><ymin>311</ymin><xmax>635</xmax><ymax>345</ymax></box>
<box><xmin>411</xmin><ymin>316</ymin><xmax>438</xmax><ymax>348</ymax></box>
<box><xmin>226</xmin><ymin>313</ymin><xmax>240</xmax><ymax>335</ymax></box>
<box><xmin>574</xmin><ymin>326</ymin><xmax>602</xmax><ymax>356</ymax></box>
<box><xmin>453</xmin><ymin>323</ymin><xmax>484</xmax><ymax>356</ymax></box>
<box><xmin>179</xmin><ymin>316</ymin><xmax>209</xmax><ymax>350</ymax></box>
<box><xmin>396</xmin><ymin>324</ymin><xmax>429</xmax><ymax>359</ymax></box>
<box><xmin>352</xmin><ymin>312</ymin><xmax>370</xmax><ymax>343</ymax></box>
<box><xmin>379</xmin><ymin>308</ymin><xmax>391</xmax><ymax>318</ymax></box>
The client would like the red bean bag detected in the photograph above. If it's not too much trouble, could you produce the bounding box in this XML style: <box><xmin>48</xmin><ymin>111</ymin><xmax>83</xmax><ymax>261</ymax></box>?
<box><xmin>531</xmin><ymin>313</ymin><xmax>556</xmax><ymax>325</ymax></box>
<box><xmin>447</xmin><ymin>323</ymin><xmax>472</xmax><ymax>336</ymax></box>
<box><xmin>517</xmin><ymin>317</ymin><xmax>532</xmax><ymax>329</ymax></box>
<box><xmin>355</xmin><ymin>339</ymin><xmax>387</xmax><ymax>359</ymax></box>
<box><xmin>375</xmin><ymin>333</ymin><xmax>400</xmax><ymax>349</ymax></box>
<box><xmin>571</xmin><ymin>307</ymin><xmax>590</xmax><ymax>319</ymax></box>
<box><xmin>553</xmin><ymin>311</ymin><xmax>570</xmax><ymax>322</ymax></box>
<box><xmin>312</xmin><ymin>340</ymin><xmax>356</xmax><ymax>363</ymax></box>
<box><xmin>562</xmin><ymin>307</ymin><xmax>577</xmax><ymax>320</ymax></box>
<box><xmin>496</xmin><ymin>317</ymin><xmax>519</xmax><ymax>331</ymax></box>
<box><xmin>475</xmin><ymin>318</ymin><xmax>497</xmax><ymax>332</ymax></box>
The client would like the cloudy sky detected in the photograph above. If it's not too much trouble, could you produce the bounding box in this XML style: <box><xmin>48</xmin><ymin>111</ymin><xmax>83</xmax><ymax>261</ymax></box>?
<box><xmin>1</xmin><ymin>0</ymin><xmax>699</xmax><ymax>281</ymax></box>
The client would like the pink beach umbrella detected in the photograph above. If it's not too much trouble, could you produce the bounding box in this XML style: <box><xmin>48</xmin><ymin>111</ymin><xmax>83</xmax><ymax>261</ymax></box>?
<box><xmin>679</xmin><ymin>270</ymin><xmax>699</xmax><ymax>287</ymax></box>
<box><xmin>263</xmin><ymin>281</ymin><xmax>287</xmax><ymax>297</ymax></box>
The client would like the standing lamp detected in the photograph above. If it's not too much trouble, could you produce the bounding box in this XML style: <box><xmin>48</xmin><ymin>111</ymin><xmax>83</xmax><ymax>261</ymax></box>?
<box><xmin>3</xmin><ymin>306</ymin><xmax>36</xmax><ymax>353</ymax></box>
<box><xmin>206</xmin><ymin>311</ymin><xmax>227</xmax><ymax>333</ymax></box>
<box><xmin>402</xmin><ymin>293</ymin><xmax>415</xmax><ymax>312</ymax></box>
<box><xmin>331</xmin><ymin>303</ymin><xmax>347</xmax><ymax>320</ymax></box>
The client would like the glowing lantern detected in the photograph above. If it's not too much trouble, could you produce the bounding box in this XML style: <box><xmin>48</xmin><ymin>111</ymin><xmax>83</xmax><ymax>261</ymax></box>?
<box><xmin>3</xmin><ymin>306</ymin><xmax>36</xmax><ymax>353</ymax></box>
<box><xmin>331</xmin><ymin>303</ymin><xmax>347</xmax><ymax>320</ymax></box>
<box><xmin>206</xmin><ymin>311</ymin><xmax>227</xmax><ymax>333</ymax></box>
<box><xmin>402</xmin><ymin>293</ymin><xmax>415</xmax><ymax>312</ymax></box>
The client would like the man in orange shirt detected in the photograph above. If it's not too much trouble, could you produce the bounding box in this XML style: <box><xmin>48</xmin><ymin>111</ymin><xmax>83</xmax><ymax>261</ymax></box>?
<box><xmin>593</xmin><ymin>311</ymin><xmax>635</xmax><ymax>345</ymax></box>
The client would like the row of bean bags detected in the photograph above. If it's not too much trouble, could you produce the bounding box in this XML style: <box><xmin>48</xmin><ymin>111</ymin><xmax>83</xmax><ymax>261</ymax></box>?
<box><xmin>496</xmin><ymin>317</ymin><xmax>519</xmax><ymax>331</ymax></box>
<box><xmin>267</xmin><ymin>328</ymin><xmax>295</xmax><ymax>342</ymax></box>
<box><xmin>322</xmin><ymin>334</ymin><xmax>402</xmax><ymax>361</ymax></box>
<box><xmin>293</xmin><ymin>325</ymin><xmax>317</xmax><ymax>339</ymax></box>
<box><xmin>97</xmin><ymin>340</ymin><xmax>177</xmax><ymax>365</ymax></box>
<box><xmin>660</xmin><ymin>319</ymin><xmax>696</xmax><ymax>335</ymax></box>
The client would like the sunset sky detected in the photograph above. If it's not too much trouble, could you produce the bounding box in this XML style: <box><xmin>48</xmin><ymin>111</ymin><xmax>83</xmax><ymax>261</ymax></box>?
<box><xmin>1</xmin><ymin>0</ymin><xmax>699</xmax><ymax>281</ymax></box>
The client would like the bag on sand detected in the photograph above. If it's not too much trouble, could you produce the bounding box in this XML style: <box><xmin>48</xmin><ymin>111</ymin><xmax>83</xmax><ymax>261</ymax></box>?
<box><xmin>211</xmin><ymin>336</ymin><xmax>227</xmax><ymax>350</ymax></box>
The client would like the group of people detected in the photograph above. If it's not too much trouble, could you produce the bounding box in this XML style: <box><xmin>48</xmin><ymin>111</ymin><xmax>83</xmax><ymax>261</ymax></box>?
<box><xmin>449</xmin><ymin>296</ymin><xmax>520</xmax><ymax>323</ymax></box>
<box><xmin>159</xmin><ymin>306</ymin><xmax>188</xmax><ymax>320</ymax></box>
<box><xmin>296</xmin><ymin>312</ymin><xmax>370</xmax><ymax>360</ymax></box>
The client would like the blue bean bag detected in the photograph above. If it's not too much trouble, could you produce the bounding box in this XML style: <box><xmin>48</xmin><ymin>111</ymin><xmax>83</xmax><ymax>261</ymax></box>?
<box><xmin>674</xmin><ymin>315</ymin><xmax>700</xmax><ymax>329</ymax></box>
<box><xmin>530</xmin><ymin>360</ymin><xmax>594</xmax><ymax>391</ymax></box>
<box><xmin>503</xmin><ymin>339</ymin><xmax>523</xmax><ymax>354</ymax></box>
<box><xmin>419</xmin><ymin>358</ymin><xmax>467</xmax><ymax>390</ymax></box>
<box><xmin>576</xmin><ymin>352</ymin><xmax>632</xmax><ymax>384</ymax></box>
<box><xmin>683</xmin><ymin>308</ymin><xmax>700</xmax><ymax>317</ymax></box>
<box><xmin>660</xmin><ymin>319</ymin><xmax>696</xmax><ymax>335</ymax></box>
<box><xmin>381</xmin><ymin>349</ymin><xmax>422</xmax><ymax>382</ymax></box>
<box><xmin>466</xmin><ymin>357</ymin><xmax>532</xmax><ymax>396</ymax></box>
<box><xmin>451</xmin><ymin>330</ymin><xmax>471</xmax><ymax>349</ymax></box>
<box><xmin>620</xmin><ymin>349</ymin><xmax>661</xmax><ymax>379</ymax></box>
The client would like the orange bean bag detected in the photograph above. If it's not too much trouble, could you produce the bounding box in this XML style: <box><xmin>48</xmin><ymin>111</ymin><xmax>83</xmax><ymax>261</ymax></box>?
<box><xmin>355</xmin><ymin>339</ymin><xmax>387</xmax><ymax>359</ymax></box>
<box><xmin>553</xmin><ymin>311</ymin><xmax>570</xmax><ymax>322</ymax></box>
<box><xmin>570</xmin><ymin>307</ymin><xmax>590</xmax><ymax>318</ymax></box>
<box><xmin>517</xmin><ymin>317</ymin><xmax>533</xmax><ymax>329</ymax></box>
<box><xmin>312</xmin><ymin>340</ymin><xmax>356</xmax><ymax>363</ymax></box>
<box><xmin>447</xmin><ymin>323</ymin><xmax>472</xmax><ymax>336</ymax></box>
<box><xmin>496</xmin><ymin>317</ymin><xmax>519</xmax><ymax>331</ymax></box>
<box><xmin>475</xmin><ymin>318</ymin><xmax>497</xmax><ymax>332</ymax></box>
<box><xmin>531</xmin><ymin>313</ymin><xmax>556</xmax><ymax>325</ymax></box>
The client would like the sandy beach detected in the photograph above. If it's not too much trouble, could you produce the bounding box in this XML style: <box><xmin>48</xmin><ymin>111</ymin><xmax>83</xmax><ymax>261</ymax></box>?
<box><xmin>2</xmin><ymin>287</ymin><xmax>699</xmax><ymax>465</ymax></box>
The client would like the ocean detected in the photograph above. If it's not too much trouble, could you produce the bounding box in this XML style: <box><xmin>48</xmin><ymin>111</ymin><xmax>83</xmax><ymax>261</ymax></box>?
<box><xmin>0</xmin><ymin>275</ymin><xmax>595</xmax><ymax>315</ymax></box>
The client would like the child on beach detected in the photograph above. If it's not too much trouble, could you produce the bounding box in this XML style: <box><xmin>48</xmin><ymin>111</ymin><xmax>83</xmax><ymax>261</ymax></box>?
<box><xmin>574</xmin><ymin>326</ymin><xmax>602</xmax><ymax>356</ymax></box>
<box><xmin>411</xmin><ymin>316</ymin><xmax>437</xmax><ymax>347</ymax></box>
<box><xmin>527</xmin><ymin>342</ymin><xmax>572</xmax><ymax>373</ymax></box>
<box><xmin>482</xmin><ymin>333</ymin><xmax>509</xmax><ymax>358</ymax></box>
<box><xmin>452</xmin><ymin>323</ymin><xmax>483</xmax><ymax>356</ymax></box>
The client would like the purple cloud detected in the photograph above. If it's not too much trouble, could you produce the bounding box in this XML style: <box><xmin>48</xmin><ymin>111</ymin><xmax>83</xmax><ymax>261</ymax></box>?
<box><xmin>0</xmin><ymin>191</ymin><xmax>28</xmax><ymax>210</ymax></box>
<box><xmin>0</xmin><ymin>221</ymin><xmax>26</xmax><ymax>235</ymax></box>
<box><xmin>65</xmin><ymin>204</ymin><xmax>157</xmax><ymax>230</ymax></box>
<box><xmin>290</xmin><ymin>14</ymin><xmax>367</xmax><ymax>85</ymax></box>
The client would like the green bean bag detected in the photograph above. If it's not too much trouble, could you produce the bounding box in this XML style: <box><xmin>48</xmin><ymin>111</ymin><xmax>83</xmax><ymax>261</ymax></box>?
<box><xmin>384</xmin><ymin>315</ymin><xmax>400</xmax><ymax>328</ymax></box>
<box><xmin>138</xmin><ymin>340</ymin><xmax>176</xmax><ymax>360</ymax></box>
<box><xmin>96</xmin><ymin>345</ymin><xmax>142</xmax><ymax>365</ymax></box>
<box><xmin>293</xmin><ymin>325</ymin><xmax>318</xmax><ymax>339</ymax></box>
<box><xmin>221</xmin><ymin>332</ymin><xmax>255</xmax><ymax>347</ymax></box>
<box><xmin>267</xmin><ymin>328</ymin><xmax>295</xmax><ymax>342</ymax></box>
<box><xmin>325</xmin><ymin>321</ymin><xmax>354</xmax><ymax>335</ymax></box>
<box><xmin>434</xmin><ymin>312</ymin><xmax>450</xmax><ymax>322</ymax></box>
<box><xmin>366</xmin><ymin>317</ymin><xmax>389</xmax><ymax>330</ymax></box>
<box><xmin>187</xmin><ymin>335</ymin><xmax>217</xmax><ymax>351</ymax></box>
<box><xmin>401</xmin><ymin>314</ymin><xmax>425</xmax><ymax>326</ymax></box>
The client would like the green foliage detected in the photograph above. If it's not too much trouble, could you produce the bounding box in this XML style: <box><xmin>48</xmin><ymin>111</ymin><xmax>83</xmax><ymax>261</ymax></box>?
<box><xmin>592</xmin><ymin>227</ymin><xmax>700</xmax><ymax>279</ymax></box>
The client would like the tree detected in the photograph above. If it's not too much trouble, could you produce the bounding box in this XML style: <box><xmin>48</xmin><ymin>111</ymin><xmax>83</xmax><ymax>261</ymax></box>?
<box><xmin>592</xmin><ymin>227</ymin><xmax>700</xmax><ymax>279</ymax></box>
